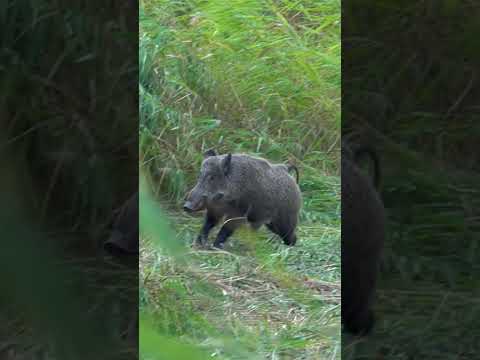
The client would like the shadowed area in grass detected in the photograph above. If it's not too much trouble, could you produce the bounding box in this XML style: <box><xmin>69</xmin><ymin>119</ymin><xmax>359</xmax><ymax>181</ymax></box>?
<box><xmin>1</xmin><ymin>1</ymin><xmax>138</xmax><ymax>358</ymax></box>
<box><xmin>343</xmin><ymin>1</ymin><xmax>480</xmax><ymax>358</ymax></box>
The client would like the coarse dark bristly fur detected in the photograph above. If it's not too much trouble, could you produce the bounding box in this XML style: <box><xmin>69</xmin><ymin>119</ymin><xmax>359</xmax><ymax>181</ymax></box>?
<box><xmin>342</xmin><ymin>144</ymin><xmax>385</xmax><ymax>336</ymax></box>
<box><xmin>183</xmin><ymin>149</ymin><xmax>302</xmax><ymax>249</ymax></box>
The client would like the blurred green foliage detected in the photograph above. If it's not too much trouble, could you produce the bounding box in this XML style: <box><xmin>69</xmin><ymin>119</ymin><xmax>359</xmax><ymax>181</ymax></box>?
<box><xmin>1</xmin><ymin>0</ymin><xmax>137</xmax><ymax>359</ymax></box>
<box><xmin>343</xmin><ymin>1</ymin><xmax>480</xmax><ymax>358</ymax></box>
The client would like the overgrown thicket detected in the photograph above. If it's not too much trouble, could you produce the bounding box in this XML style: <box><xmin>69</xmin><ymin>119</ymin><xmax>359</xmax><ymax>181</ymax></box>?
<box><xmin>139</xmin><ymin>0</ymin><xmax>341</xmax><ymax>359</ymax></box>
<box><xmin>140</xmin><ymin>0</ymin><xmax>340</xmax><ymax>201</ymax></box>
<box><xmin>1</xmin><ymin>1</ymin><xmax>138</xmax><ymax>359</ymax></box>
<box><xmin>343</xmin><ymin>1</ymin><xmax>480</xmax><ymax>358</ymax></box>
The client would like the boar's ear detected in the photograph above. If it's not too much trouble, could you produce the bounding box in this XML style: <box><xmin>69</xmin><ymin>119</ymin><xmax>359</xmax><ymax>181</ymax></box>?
<box><xmin>203</xmin><ymin>148</ymin><xmax>217</xmax><ymax>158</ymax></box>
<box><xmin>222</xmin><ymin>153</ymin><xmax>232</xmax><ymax>176</ymax></box>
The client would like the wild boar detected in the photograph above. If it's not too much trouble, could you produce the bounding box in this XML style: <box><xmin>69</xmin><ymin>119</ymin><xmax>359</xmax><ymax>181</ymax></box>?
<box><xmin>183</xmin><ymin>149</ymin><xmax>301</xmax><ymax>249</ymax></box>
<box><xmin>104</xmin><ymin>192</ymin><xmax>139</xmax><ymax>256</ymax></box>
<box><xmin>342</xmin><ymin>144</ymin><xmax>385</xmax><ymax>335</ymax></box>
<box><xmin>342</xmin><ymin>141</ymin><xmax>381</xmax><ymax>189</ymax></box>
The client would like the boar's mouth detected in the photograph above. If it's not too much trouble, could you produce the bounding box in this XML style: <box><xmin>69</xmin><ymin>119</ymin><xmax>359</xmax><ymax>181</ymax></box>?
<box><xmin>183</xmin><ymin>199</ymin><xmax>205</xmax><ymax>213</ymax></box>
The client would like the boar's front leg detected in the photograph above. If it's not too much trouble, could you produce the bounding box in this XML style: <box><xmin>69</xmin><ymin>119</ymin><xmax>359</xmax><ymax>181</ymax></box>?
<box><xmin>196</xmin><ymin>211</ymin><xmax>220</xmax><ymax>246</ymax></box>
<box><xmin>212</xmin><ymin>218</ymin><xmax>243</xmax><ymax>249</ymax></box>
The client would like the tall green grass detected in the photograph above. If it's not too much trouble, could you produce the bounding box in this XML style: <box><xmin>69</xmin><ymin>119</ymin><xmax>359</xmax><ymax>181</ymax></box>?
<box><xmin>343</xmin><ymin>2</ymin><xmax>480</xmax><ymax>359</ymax></box>
<box><xmin>140</xmin><ymin>0</ymin><xmax>341</xmax><ymax>358</ymax></box>
<box><xmin>140</xmin><ymin>0</ymin><xmax>340</xmax><ymax>200</ymax></box>
<box><xmin>1</xmin><ymin>1</ymin><xmax>138</xmax><ymax>359</ymax></box>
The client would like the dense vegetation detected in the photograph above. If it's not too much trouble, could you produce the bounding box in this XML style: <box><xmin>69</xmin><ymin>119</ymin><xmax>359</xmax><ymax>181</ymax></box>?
<box><xmin>1</xmin><ymin>1</ymin><xmax>138</xmax><ymax>359</ymax></box>
<box><xmin>343</xmin><ymin>1</ymin><xmax>480</xmax><ymax>358</ymax></box>
<box><xmin>139</xmin><ymin>0</ymin><xmax>341</xmax><ymax>358</ymax></box>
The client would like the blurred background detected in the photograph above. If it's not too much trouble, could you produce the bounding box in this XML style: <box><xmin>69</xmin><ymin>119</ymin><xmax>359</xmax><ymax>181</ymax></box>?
<box><xmin>1</xmin><ymin>1</ymin><xmax>138</xmax><ymax>359</ymax></box>
<box><xmin>343</xmin><ymin>1</ymin><xmax>480</xmax><ymax>358</ymax></box>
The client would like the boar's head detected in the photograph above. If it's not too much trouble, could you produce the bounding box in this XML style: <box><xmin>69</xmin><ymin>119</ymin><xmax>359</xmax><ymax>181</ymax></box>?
<box><xmin>183</xmin><ymin>149</ymin><xmax>232</xmax><ymax>213</ymax></box>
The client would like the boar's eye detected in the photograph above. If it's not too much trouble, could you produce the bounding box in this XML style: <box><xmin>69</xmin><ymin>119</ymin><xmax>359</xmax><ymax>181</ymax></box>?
<box><xmin>207</xmin><ymin>174</ymin><xmax>215</xmax><ymax>181</ymax></box>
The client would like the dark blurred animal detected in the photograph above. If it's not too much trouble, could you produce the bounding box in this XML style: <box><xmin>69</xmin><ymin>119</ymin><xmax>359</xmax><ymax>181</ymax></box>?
<box><xmin>342</xmin><ymin>144</ymin><xmax>385</xmax><ymax>335</ymax></box>
<box><xmin>104</xmin><ymin>192</ymin><xmax>139</xmax><ymax>255</ymax></box>
<box><xmin>342</xmin><ymin>141</ymin><xmax>381</xmax><ymax>189</ymax></box>
<box><xmin>103</xmin><ymin>191</ymin><xmax>139</xmax><ymax>351</ymax></box>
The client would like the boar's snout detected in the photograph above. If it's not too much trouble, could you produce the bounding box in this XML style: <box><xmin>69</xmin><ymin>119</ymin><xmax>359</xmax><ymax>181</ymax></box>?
<box><xmin>183</xmin><ymin>201</ymin><xmax>196</xmax><ymax>213</ymax></box>
<box><xmin>183</xmin><ymin>194</ymin><xmax>206</xmax><ymax>213</ymax></box>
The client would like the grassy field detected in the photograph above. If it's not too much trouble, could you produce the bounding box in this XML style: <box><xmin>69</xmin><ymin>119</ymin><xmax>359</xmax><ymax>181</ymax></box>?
<box><xmin>342</xmin><ymin>2</ymin><xmax>480</xmax><ymax>359</ymax></box>
<box><xmin>139</xmin><ymin>0</ymin><xmax>341</xmax><ymax>358</ymax></box>
<box><xmin>1</xmin><ymin>2</ymin><xmax>138</xmax><ymax>359</ymax></box>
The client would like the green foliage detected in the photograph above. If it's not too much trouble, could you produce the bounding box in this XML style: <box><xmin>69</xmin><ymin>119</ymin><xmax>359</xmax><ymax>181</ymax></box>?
<box><xmin>1</xmin><ymin>1</ymin><xmax>137</xmax><ymax>359</ymax></box>
<box><xmin>140</xmin><ymin>0</ymin><xmax>340</xmax><ymax>358</ymax></box>
<box><xmin>140</xmin><ymin>314</ymin><xmax>210</xmax><ymax>360</ymax></box>
<box><xmin>139</xmin><ymin>0</ymin><xmax>340</xmax><ymax>200</ymax></box>
<box><xmin>343</xmin><ymin>1</ymin><xmax>480</xmax><ymax>358</ymax></box>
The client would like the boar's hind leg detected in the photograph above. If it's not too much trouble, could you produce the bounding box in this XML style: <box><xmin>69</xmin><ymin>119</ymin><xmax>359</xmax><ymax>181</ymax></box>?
<box><xmin>342</xmin><ymin>263</ymin><xmax>376</xmax><ymax>335</ymax></box>
<box><xmin>197</xmin><ymin>212</ymin><xmax>220</xmax><ymax>246</ymax></box>
<box><xmin>267</xmin><ymin>217</ymin><xmax>297</xmax><ymax>246</ymax></box>
<box><xmin>212</xmin><ymin>218</ymin><xmax>242</xmax><ymax>249</ymax></box>
<box><xmin>342</xmin><ymin>295</ymin><xmax>374</xmax><ymax>335</ymax></box>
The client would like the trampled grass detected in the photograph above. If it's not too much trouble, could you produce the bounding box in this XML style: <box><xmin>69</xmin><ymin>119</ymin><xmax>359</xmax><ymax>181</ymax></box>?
<box><xmin>140</xmin><ymin>179</ymin><xmax>340</xmax><ymax>359</ymax></box>
<box><xmin>139</xmin><ymin>0</ymin><xmax>341</xmax><ymax>358</ymax></box>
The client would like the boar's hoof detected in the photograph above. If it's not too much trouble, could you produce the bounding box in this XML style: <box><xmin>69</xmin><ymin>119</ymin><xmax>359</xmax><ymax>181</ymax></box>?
<box><xmin>212</xmin><ymin>241</ymin><xmax>225</xmax><ymax>250</ymax></box>
<box><xmin>190</xmin><ymin>241</ymin><xmax>203</xmax><ymax>250</ymax></box>
<box><xmin>283</xmin><ymin>234</ymin><xmax>297</xmax><ymax>246</ymax></box>
<box><xmin>344</xmin><ymin>309</ymin><xmax>374</xmax><ymax>336</ymax></box>
<box><xmin>191</xmin><ymin>235</ymin><xmax>206</xmax><ymax>248</ymax></box>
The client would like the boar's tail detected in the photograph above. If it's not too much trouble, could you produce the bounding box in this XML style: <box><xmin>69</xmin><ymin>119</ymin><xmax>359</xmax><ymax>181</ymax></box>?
<box><xmin>286</xmin><ymin>164</ymin><xmax>299</xmax><ymax>184</ymax></box>
<box><xmin>354</xmin><ymin>146</ymin><xmax>380</xmax><ymax>189</ymax></box>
